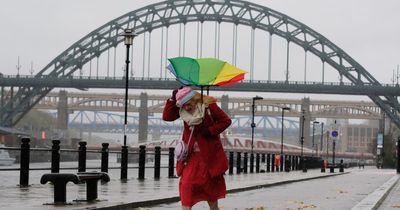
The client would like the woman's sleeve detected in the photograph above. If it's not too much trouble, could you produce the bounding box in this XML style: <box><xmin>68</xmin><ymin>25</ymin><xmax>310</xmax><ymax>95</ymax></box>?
<box><xmin>207</xmin><ymin>103</ymin><xmax>232</xmax><ymax>135</ymax></box>
<box><xmin>162</xmin><ymin>99</ymin><xmax>180</xmax><ymax>121</ymax></box>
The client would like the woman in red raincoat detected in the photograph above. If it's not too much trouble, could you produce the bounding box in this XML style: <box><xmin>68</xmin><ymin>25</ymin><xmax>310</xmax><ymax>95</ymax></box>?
<box><xmin>162</xmin><ymin>86</ymin><xmax>232</xmax><ymax>210</ymax></box>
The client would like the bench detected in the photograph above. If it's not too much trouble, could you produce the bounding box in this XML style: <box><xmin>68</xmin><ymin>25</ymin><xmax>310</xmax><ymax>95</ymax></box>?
<box><xmin>40</xmin><ymin>173</ymin><xmax>80</xmax><ymax>204</ymax></box>
<box><xmin>77</xmin><ymin>172</ymin><xmax>110</xmax><ymax>201</ymax></box>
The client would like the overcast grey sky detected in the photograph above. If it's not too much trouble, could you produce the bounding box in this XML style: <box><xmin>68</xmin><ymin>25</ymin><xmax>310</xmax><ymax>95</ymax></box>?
<box><xmin>0</xmin><ymin>0</ymin><xmax>399</xmax><ymax>85</ymax></box>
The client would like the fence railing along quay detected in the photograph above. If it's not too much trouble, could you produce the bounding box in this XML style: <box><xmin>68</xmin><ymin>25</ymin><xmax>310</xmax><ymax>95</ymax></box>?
<box><xmin>0</xmin><ymin>138</ymin><xmax>327</xmax><ymax>187</ymax></box>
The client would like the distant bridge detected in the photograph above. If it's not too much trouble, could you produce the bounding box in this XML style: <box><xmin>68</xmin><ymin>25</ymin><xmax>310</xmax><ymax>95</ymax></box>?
<box><xmin>29</xmin><ymin>90</ymin><xmax>383</xmax><ymax>145</ymax></box>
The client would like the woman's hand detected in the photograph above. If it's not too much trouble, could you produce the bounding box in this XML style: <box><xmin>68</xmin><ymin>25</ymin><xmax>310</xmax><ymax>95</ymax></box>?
<box><xmin>171</xmin><ymin>86</ymin><xmax>184</xmax><ymax>101</ymax></box>
<box><xmin>171</xmin><ymin>89</ymin><xmax>178</xmax><ymax>101</ymax></box>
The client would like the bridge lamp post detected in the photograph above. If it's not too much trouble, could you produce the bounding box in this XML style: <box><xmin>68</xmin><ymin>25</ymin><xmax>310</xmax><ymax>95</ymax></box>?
<box><xmin>312</xmin><ymin>121</ymin><xmax>320</xmax><ymax>157</ymax></box>
<box><xmin>301</xmin><ymin>110</ymin><xmax>307</xmax><ymax>172</ymax></box>
<box><xmin>320</xmin><ymin>122</ymin><xmax>324</xmax><ymax>156</ymax></box>
<box><xmin>120</xmin><ymin>29</ymin><xmax>136</xmax><ymax>180</ymax></box>
<box><xmin>251</xmin><ymin>96</ymin><xmax>263</xmax><ymax>172</ymax></box>
<box><xmin>280</xmin><ymin>107</ymin><xmax>290</xmax><ymax>172</ymax></box>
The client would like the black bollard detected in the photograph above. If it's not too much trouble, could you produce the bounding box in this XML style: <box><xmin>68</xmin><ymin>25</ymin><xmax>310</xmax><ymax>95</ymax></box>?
<box><xmin>266</xmin><ymin>154</ymin><xmax>271</xmax><ymax>172</ymax></box>
<box><xmin>243</xmin><ymin>152</ymin><xmax>248</xmax><ymax>173</ymax></box>
<box><xmin>256</xmin><ymin>153</ymin><xmax>260</xmax><ymax>173</ymax></box>
<box><xmin>261</xmin><ymin>154</ymin><xmax>266</xmax><ymax>173</ymax></box>
<box><xmin>154</xmin><ymin>146</ymin><xmax>161</xmax><ymax>179</ymax></box>
<box><xmin>339</xmin><ymin>159</ymin><xmax>344</xmax><ymax>172</ymax></box>
<box><xmin>285</xmin><ymin>156</ymin><xmax>291</xmax><ymax>172</ymax></box>
<box><xmin>168</xmin><ymin>147</ymin><xmax>175</xmax><ymax>178</ymax></box>
<box><xmin>101</xmin><ymin>143</ymin><xmax>109</xmax><ymax>173</ymax></box>
<box><xmin>397</xmin><ymin>137</ymin><xmax>400</xmax><ymax>174</ymax></box>
<box><xmin>229</xmin><ymin>152</ymin><xmax>234</xmax><ymax>175</ymax></box>
<box><xmin>138</xmin><ymin>145</ymin><xmax>146</xmax><ymax>180</ymax></box>
<box><xmin>78</xmin><ymin>141</ymin><xmax>87</xmax><ymax>172</ymax></box>
<box><xmin>51</xmin><ymin>140</ymin><xmax>60</xmax><ymax>173</ymax></box>
<box><xmin>20</xmin><ymin>138</ymin><xmax>30</xmax><ymax>187</ymax></box>
<box><xmin>321</xmin><ymin>160</ymin><xmax>326</xmax><ymax>173</ymax></box>
<box><xmin>121</xmin><ymin>146</ymin><xmax>128</xmax><ymax>180</ymax></box>
<box><xmin>291</xmin><ymin>156</ymin><xmax>295</xmax><ymax>171</ymax></box>
<box><xmin>271</xmin><ymin>154</ymin><xmax>275</xmax><ymax>172</ymax></box>
<box><xmin>302</xmin><ymin>157</ymin><xmax>307</xmax><ymax>172</ymax></box>
<box><xmin>236</xmin><ymin>152</ymin><xmax>241</xmax><ymax>174</ymax></box>
<box><xmin>249</xmin><ymin>153</ymin><xmax>254</xmax><ymax>173</ymax></box>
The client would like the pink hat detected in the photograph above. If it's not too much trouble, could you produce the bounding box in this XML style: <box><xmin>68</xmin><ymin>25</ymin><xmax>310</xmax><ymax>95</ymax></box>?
<box><xmin>176</xmin><ymin>86</ymin><xmax>197</xmax><ymax>107</ymax></box>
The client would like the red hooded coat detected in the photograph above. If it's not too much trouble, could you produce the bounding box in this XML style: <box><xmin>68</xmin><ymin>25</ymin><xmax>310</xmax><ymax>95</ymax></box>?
<box><xmin>162</xmin><ymin>99</ymin><xmax>232</xmax><ymax>177</ymax></box>
<box><xmin>163</xmin><ymin>98</ymin><xmax>232</xmax><ymax>206</ymax></box>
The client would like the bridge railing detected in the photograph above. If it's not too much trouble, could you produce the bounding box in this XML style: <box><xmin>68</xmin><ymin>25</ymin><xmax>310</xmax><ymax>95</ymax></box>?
<box><xmin>1</xmin><ymin>74</ymin><xmax>399</xmax><ymax>87</ymax></box>
<box><xmin>0</xmin><ymin>137</ymin><xmax>350</xmax><ymax>187</ymax></box>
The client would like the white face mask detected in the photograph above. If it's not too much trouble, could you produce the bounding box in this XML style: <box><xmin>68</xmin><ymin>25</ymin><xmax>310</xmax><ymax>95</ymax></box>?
<box><xmin>179</xmin><ymin>103</ymin><xmax>205</xmax><ymax>126</ymax></box>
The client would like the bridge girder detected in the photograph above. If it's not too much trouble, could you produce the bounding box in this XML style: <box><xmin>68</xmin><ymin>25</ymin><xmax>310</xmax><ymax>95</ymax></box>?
<box><xmin>0</xmin><ymin>0</ymin><xmax>399</xmax><ymax>127</ymax></box>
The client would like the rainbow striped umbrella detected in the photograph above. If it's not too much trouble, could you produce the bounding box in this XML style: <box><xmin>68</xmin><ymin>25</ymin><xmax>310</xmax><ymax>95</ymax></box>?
<box><xmin>167</xmin><ymin>57</ymin><xmax>247</xmax><ymax>87</ymax></box>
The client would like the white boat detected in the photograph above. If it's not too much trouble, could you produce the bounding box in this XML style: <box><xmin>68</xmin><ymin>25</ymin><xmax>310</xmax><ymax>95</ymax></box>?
<box><xmin>0</xmin><ymin>145</ymin><xmax>15</xmax><ymax>166</ymax></box>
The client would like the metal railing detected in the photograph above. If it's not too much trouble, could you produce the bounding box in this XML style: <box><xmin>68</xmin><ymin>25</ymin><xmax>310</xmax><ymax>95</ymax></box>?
<box><xmin>0</xmin><ymin>138</ymin><xmax>332</xmax><ymax>187</ymax></box>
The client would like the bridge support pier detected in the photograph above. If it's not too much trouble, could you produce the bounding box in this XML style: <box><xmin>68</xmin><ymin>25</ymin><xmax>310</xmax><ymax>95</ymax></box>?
<box><xmin>57</xmin><ymin>90</ymin><xmax>69</xmax><ymax>131</ymax></box>
<box><xmin>221</xmin><ymin>95</ymin><xmax>229</xmax><ymax>115</ymax></box>
<box><xmin>138</xmin><ymin>93</ymin><xmax>148</xmax><ymax>144</ymax></box>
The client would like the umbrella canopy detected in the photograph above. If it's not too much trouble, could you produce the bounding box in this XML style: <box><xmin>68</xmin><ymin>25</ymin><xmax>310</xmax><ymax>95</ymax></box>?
<box><xmin>167</xmin><ymin>57</ymin><xmax>247</xmax><ymax>86</ymax></box>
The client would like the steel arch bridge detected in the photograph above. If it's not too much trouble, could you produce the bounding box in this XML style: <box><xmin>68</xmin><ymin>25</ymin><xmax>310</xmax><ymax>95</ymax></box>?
<box><xmin>0</xmin><ymin>0</ymin><xmax>399</xmax><ymax>127</ymax></box>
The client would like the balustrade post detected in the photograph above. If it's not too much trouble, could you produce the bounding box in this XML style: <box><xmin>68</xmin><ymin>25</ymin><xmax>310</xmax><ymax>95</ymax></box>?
<box><xmin>243</xmin><ymin>152</ymin><xmax>248</xmax><ymax>174</ymax></box>
<box><xmin>168</xmin><ymin>148</ymin><xmax>175</xmax><ymax>178</ymax></box>
<box><xmin>228</xmin><ymin>151</ymin><xmax>234</xmax><ymax>175</ymax></box>
<box><xmin>51</xmin><ymin>140</ymin><xmax>60</xmax><ymax>173</ymax></box>
<box><xmin>20</xmin><ymin>138</ymin><xmax>30</xmax><ymax>187</ymax></box>
<box><xmin>138</xmin><ymin>145</ymin><xmax>146</xmax><ymax>180</ymax></box>
<box><xmin>154</xmin><ymin>146</ymin><xmax>161</xmax><ymax>179</ymax></box>
<box><xmin>256</xmin><ymin>153</ymin><xmax>260</xmax><ymax>173</ymax></box>
<box><xmin>101</xmin><ymin>143</ymin><xmax>109</xmax><ymax>173</ymax></box>
<box><xmin>78</xmin><ymin>141</ymin><xmax>87</xmax><ymax>172</ymax></box>
<box><xmin>236</xmin><ymin>152</ymin><xmax>241</xmax><ymax>174</ymax></box>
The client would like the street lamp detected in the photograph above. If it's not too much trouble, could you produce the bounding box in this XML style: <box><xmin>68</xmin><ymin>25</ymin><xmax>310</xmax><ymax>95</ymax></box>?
<box><xmin>120</xmin><ymin>28</ymin><xmax>136</xmax><ymax>180</ymax></box>
<box><xmin>250</xmin><ymin>96</ymin><xmax>263</xmax><ymax>173</ymax></box>
<box><xmin>251</xmin><ymin>96</ymin><xmax>263</xmax><ymax>153</ymax></box>
<box><xmin>312</xmin><ymin>121</ymin><xmax>320</xmax><ymax>157</ymax></box>
<box><xmin>280</xmin><ymin>107</ymin><xmax>290</xmax><ymax>172</ymax></box>
<box><xmin>300</xmin><ymin>110</ymin><xmax>306</xmax><ymax>172</ymax></box>
<box><xmin>320</xmin><ymin>122</ymin><xmax>324</xmax><ymax>156</ymax></box>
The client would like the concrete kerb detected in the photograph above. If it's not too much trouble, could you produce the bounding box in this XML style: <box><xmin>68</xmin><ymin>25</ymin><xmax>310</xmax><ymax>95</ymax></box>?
<box><xmin>227</xmin><ymin>172</ymin><xmax>349</xmax><ymax>194</ymax></box>
<box><xmin>351</xmin><ymin>174</ymin><xmax>400</xmax><ymax>210</ymax></box>
<box><xmin>94</xmin><ymin>172</ymin><xmax>349</xmax><ymax>210</ymax></box>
